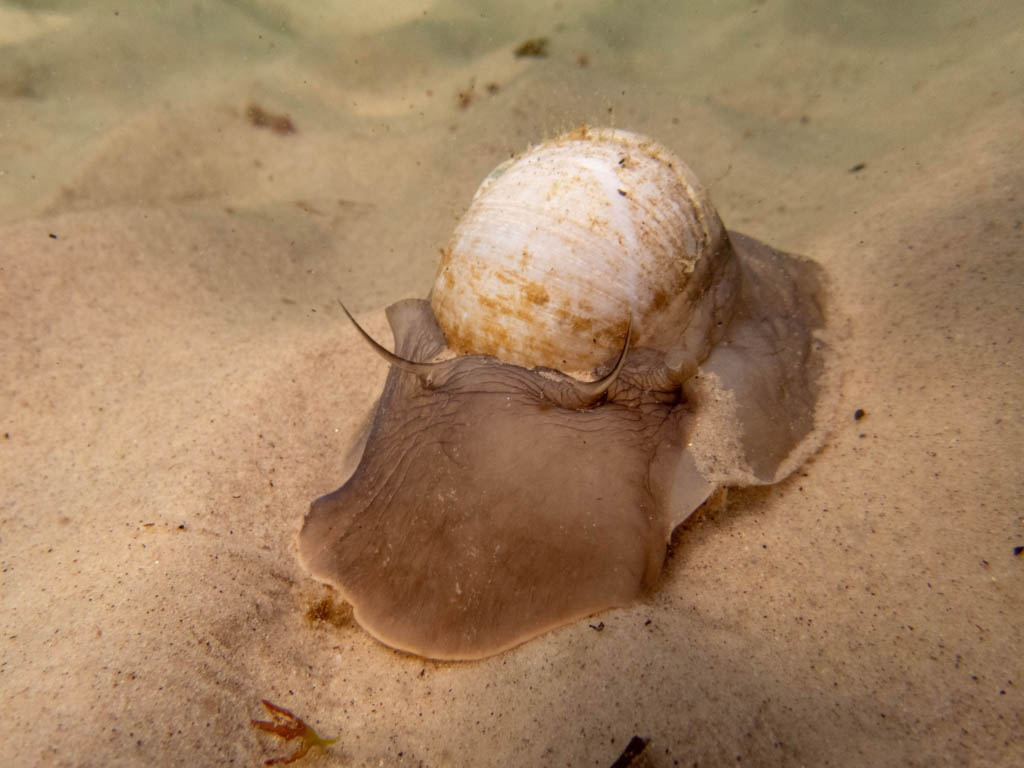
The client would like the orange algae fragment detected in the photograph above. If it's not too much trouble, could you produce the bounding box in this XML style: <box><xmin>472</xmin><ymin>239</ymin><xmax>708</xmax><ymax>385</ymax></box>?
<box><xmin>250</xmin><ymin>699</ymin><xmax>339</xmax><ymax>765</ymax></box>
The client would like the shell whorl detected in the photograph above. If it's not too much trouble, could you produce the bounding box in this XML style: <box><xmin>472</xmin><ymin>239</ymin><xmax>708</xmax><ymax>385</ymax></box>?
<box><xmin>430</xmin><ymin>126</ymin><xmax>734</xmax><ymax>373</ymax></box>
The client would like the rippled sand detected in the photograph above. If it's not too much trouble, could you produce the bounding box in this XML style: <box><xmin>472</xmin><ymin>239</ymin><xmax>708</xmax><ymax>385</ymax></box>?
<box><xmin>2</xmin><ymin>2</ymin><xmax>1021</xmax><ymax>765</ymax></box>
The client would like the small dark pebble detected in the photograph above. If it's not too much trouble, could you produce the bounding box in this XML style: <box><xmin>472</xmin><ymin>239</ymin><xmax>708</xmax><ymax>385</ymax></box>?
<box><xmin>48</xmin><ymin>233</ymin><xmax>58</xmax><ymax>239</ymax></box>
<box><xmin>609</xmin><ymin>736</ymin><xmax>650</xmax><ymax>768</ymax></box>
<box><xmin>849</xmin><ymin>162</ymin><xmax>867</xmax><ymax>173</ymax></box>
<box><xmin>589</xmin><ymin>621</ymin><xmax>605</xmax><ymax>632</ymax></box>
<box><xmin>854</xmin><ymin>408</ymin><xmax>866</xmax><ymax>421</ymax></box>
<box><xmin>1014</xmin><ymin>546</ymin><xmax>1023</xmax><ymax>556</ymax></box>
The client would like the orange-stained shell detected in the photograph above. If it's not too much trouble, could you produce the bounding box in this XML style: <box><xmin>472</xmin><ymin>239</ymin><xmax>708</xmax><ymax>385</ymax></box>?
<box><xmin>430</xmin><ymin>126</ymin><xmax>729</xmax><ymax>372</ymax></box>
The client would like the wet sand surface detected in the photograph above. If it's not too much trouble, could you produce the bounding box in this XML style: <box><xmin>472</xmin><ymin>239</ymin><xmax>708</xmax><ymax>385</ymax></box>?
<box><xmin>1</xmin><ymin>2</ymin><xmax>1021</xmax><ymax>765</ymax></box>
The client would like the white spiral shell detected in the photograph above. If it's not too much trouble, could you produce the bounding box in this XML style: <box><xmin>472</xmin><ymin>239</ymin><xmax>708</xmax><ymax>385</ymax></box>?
<box><xmin>430</xmin><ymin>126</ymin><xmax>732</xmax><ymax>372</ymax></box>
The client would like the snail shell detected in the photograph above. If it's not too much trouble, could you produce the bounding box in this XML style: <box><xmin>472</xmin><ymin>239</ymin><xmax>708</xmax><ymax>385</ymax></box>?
<box><xmin>430</xmin><ymin>126</ymin><xmax>738</xmax><ymax>373</ymax></box>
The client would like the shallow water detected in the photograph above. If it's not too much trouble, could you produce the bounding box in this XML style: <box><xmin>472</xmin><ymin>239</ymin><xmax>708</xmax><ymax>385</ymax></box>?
<box><xmin>1</xmin><ymin>2</ymin><xmax>1021</xmax><ymax>766</ymax></box>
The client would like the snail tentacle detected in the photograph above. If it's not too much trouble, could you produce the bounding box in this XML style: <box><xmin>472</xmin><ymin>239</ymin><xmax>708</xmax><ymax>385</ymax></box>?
<box><xmin>339</xmin><ymin>301</ymin><xmax>450</xmax><ymax>383</ymax></box>
<box><xmin>565</xmin><ymin>317</ymin><xmax>632</xmax><ymax>403</ymax></box>
<box><xmin>342</xmin><ymin>299</ymin><xmax>630</xmax><ymax>405</ymax></box>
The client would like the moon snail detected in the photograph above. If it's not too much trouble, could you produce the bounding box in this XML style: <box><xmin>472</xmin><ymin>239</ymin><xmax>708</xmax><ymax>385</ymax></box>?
<box><xmin>299</xmin><ymin>126</ymin><xmax>836</xmax><ymax>660</ymax></box>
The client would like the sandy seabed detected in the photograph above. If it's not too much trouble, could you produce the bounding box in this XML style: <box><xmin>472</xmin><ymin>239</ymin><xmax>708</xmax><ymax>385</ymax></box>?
<box><xmin>1</xmin><ymin>1</ymin><xmax>1021</xmax><ymax>766</ymax></box>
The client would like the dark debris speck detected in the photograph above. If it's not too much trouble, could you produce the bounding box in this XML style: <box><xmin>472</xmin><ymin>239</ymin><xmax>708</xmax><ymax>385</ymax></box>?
<box><xmin>514</xmin><ymin>37</ymin><xmax>549</xmax><ymax>58</ymax></box>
